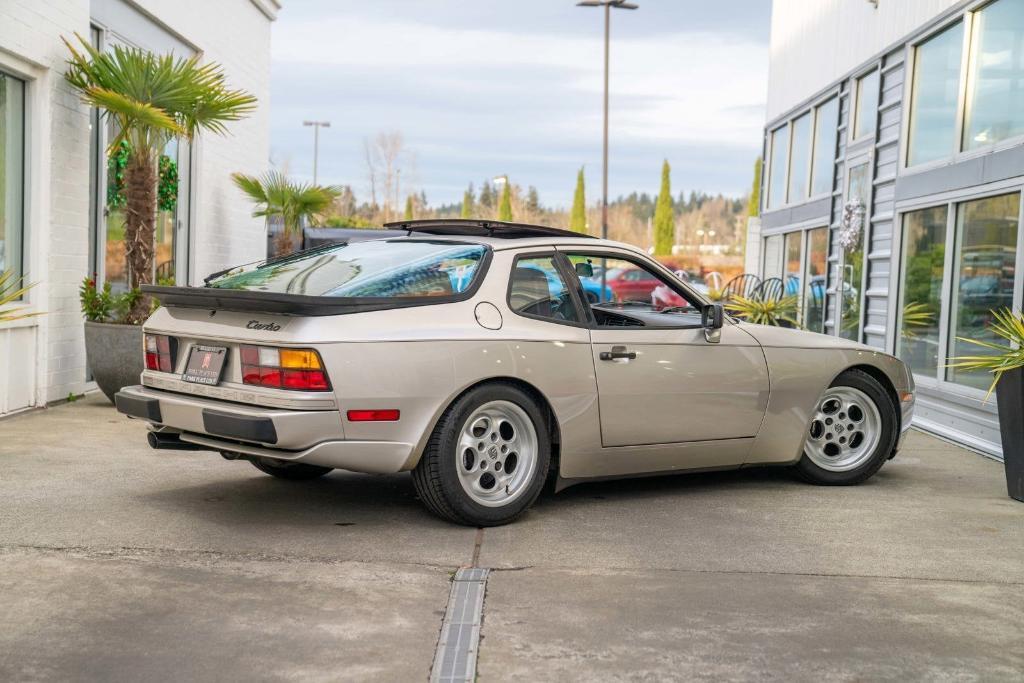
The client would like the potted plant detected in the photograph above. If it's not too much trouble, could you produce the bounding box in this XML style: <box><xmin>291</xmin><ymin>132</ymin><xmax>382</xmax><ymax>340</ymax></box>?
<box><xmin>725</xmin><ymin>294</ymin><xmax>800</xmax><ymax>328</ymax></box>
<box><xmin>79</xmin><ymin>277</ymin><xmax>145</xmax><ymax>403</ymax></box>
<box><xmin>947</xmin><ymin>308</ymin><xmax>1024</xmax><ymax>502</ymax></box>
<box><xmin>230</xmin><ymin>171</ymin><xmax>341</xmax><ymax>256</ymax></box>
<box><xmin>62</xmin><ymin>35</ymin><xmax>255</xmax><ymax>398</ymax></box>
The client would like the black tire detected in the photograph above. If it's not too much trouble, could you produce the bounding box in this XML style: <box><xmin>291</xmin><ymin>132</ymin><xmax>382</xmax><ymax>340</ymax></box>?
<box><xmin>412</xmin><ymin>383</ymin><xmax>551</xmax><ymax>526</ymax></box>
<box><xmin>249</xmin><ymin>457</ymin><xmax>333</xmax><ymax>481</ymax></box>
<box><xmin>795</xmin><ymin>368</ymin><xmax>898</xmax><ymax>485</ymax></box>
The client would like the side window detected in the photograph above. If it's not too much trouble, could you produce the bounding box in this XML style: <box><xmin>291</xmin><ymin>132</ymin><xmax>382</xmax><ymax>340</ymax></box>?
<box><xmin>508</xmin><ymin>256</ymin><xmax>581</xmax><ymax>323</ymax></box>
<box><xmin>563</xmin><ymin>252</ymin><xmax>702</xmax><ymax>321</ymax></box>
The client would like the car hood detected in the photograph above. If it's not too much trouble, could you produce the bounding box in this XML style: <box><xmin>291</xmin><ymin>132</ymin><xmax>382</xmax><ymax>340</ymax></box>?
<box><xmin>736</xmin><ymin>321</ymin><xmax>877</xmax><ymax>352</ymax></box>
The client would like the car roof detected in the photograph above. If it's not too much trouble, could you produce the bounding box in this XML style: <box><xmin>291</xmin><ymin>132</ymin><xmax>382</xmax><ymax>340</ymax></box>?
<box><xmin>375</xmin><ymin>220</ymin><xmax>647</xmax><ymax>256</ymax></box>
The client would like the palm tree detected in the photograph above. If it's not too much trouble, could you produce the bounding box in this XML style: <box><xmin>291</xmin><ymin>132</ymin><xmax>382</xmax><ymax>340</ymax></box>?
<box><xmin>63</xmin><ymin>34</ymin><xmax>256</xmax><ymax>322</ymax></box>
<box><xmin>231</xmin><ymin>171</ymin><xmax>342</xmax><ymax>255</ymax></box>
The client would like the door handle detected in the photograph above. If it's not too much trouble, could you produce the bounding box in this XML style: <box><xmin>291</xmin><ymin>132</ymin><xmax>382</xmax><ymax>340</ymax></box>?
<box><xmin>600</xmin><ymin>346</ymin><xmax>637</xmax><ymax>361</ymax></box>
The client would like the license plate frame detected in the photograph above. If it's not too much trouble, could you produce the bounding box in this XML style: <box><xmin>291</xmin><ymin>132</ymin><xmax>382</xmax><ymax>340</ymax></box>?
<box><xmin>182</xmin><ymin>345</ymin><xmax>228</xmax><ymax>386</ymax></box>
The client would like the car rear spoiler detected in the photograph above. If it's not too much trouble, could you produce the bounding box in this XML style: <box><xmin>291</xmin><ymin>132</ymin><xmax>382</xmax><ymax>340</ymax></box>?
<box><xmin>141</xmin><ymin>285</ymin><xmax>460</xmax><ymax>317</ymax></box>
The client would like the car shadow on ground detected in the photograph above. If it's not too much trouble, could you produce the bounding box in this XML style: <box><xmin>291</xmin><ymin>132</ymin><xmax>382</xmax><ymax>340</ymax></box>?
<box><xmin>136</xmin><ymin>458</ymin><xmax>903</xmax><ymax>530</ymax></box>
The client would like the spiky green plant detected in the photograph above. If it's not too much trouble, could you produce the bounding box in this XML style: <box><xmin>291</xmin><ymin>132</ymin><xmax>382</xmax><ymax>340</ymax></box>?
<box><xmin>63</xmin><ymin>33</ymin><xmax>256</xmax><ymax>322</ymax></box>
<box><xmin>946</xmin><ymin>308</ymin><xmax>1024</xmax><ymax>399</ymax></box>
<box><xmin>0</xmin><ymin>270</ymin><xmax>41</xmax><ymax>323</ymax></box>
<box><xmin>726</xmin><ymin>294</ymin><xmax>800</xmax><ymax>327</ymax></box>
<box><xmin>231</xmin><ymin>171</ymin><xmax>342</xmax><ymax>253</ymax></box>
<box><xmin>900</xmin><ymin>301</ymin><xmax>935</xmax><ymax>341</ymax></box>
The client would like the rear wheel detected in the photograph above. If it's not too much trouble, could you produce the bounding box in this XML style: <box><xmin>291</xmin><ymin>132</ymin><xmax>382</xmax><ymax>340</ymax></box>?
<box><xmin>248</xmin><ymin>456</ymin><xmax>333</xmax><ymax>481</ymax></box>
<box><xmin>413</xmin><ymin>383</ymin><xmax>550</xmax><ymax>526</ymax></box>
<box><xmin>796</xmin><ymin>369</ymin><xmax>897</xmax><ymax>485</ymax></box>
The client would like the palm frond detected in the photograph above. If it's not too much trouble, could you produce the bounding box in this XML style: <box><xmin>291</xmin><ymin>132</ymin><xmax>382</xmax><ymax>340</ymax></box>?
<box><xmin>232</xmin><ymin>171</ymin><xmax>341</xmax><ymax>233</ymax></box>
<box><xmin>726</xmin><ymin>294</ymin><xmax>800</xmax><ymax>328</ymax></box>
<box><xmin>946</xmin><ymin>307</ymin><xmax>1024</xmax><ymax>399</ymax></box>
<box><xmin>0</xmin><ymin>271</ymin><xmax>43</xmax><ymax>323</ymax></box>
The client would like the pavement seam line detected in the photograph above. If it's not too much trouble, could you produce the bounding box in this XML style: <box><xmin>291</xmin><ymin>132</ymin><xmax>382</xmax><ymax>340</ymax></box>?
<box><xmin>430</xmin><ymin>567</ymin><xmax>489</xmax><ymax>683</ymax></box>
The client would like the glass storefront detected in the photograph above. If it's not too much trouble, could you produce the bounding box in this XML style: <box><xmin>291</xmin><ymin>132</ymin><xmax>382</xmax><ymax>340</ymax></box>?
<box><xmin>787</xmin><ymin>112</ymin><xmax>811</xmax><ymax>203</ymax></box>
<box><xmin>0</xmin><ymin>71</ymin><xmax>25</xmax><ymax>285</ymax></box>
<box><xmin>964</xmin><ymin>0</ymin><xmax>1024</xmax><ymax>150</ymax></box>
<box><xmin>840</xmin><ymin>163</ymin><xmax>870</xmax><ymax>341</ymax></box>
<box><xmin>908</xmin><ymin>21</ymin><xmax>964</xmax><ymax>166</ymax></box>
<box><xmin>767</xmin><ymin>125</ymin><xmax>789</xmax><ymax>210</ymax></box>
<box><xmin>947</xmin><ymin>193</ymin><xmax>1020</xmax><ymax>389</ymax></box>
<box><xmin>854</xmin><ymin>69</ymin><xmax>879</xmax><ymax>139</ymax></box>
<box><xmin>897</xmin><ymin>206</ymin><xmax>948</xmax><ymax>377</ymax></box>
<box><xmin>803</xmin><ymin>228</ymin><xmax>828</xmax><ymax>333</ymax></box>
<box><xmin>811</xmin><ymin>98</ymin><xmax>838</xmax><ymax>197</ymax></box>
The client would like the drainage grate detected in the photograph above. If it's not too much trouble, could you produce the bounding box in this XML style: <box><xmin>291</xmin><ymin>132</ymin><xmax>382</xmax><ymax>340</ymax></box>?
<box><xmin>430</xmin><ymin>567</ymin><xmax>490</xmax><ymax>683</ymax></box>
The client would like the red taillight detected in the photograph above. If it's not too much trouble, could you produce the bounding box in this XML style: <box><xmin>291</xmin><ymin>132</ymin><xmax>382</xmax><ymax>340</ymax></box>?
<box><xmin>239</xmin><ymin>345</ymin><xmax>331</xmax><ymax>391</ymax></box>
<box><xmin>144</xmin><ymin>334</ymin><xmax>176</xmax><ymax>372</ymax></box>
<box><xmin>346</xmin><ymin>409</ymin><xmax>400</xmax><ymax>422</ymax></box>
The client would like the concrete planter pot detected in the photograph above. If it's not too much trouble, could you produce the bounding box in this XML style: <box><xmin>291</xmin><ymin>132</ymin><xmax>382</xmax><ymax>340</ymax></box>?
<box><xmin>994</xmin><ymin>366</ymin><xmax>1024</xmax><ymax>502</ymax></box>
<box><xmin>84</xmin><ymin>321</ymin><xmax>143</xmax><ymax>404</ymax></box>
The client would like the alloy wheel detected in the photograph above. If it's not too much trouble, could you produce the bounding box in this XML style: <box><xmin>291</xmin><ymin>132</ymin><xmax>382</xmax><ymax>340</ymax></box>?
<box><xmin>804</xmin><ymin>386</ymin><xmax>882</xmax><ymax>472</ymax></box>
<box><xmin>456</xmin><ymin>400</ymin><xmax>539</xmax><ymax>507</ymax></box>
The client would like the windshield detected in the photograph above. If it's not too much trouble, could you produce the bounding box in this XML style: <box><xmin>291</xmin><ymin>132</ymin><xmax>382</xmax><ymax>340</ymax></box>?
<box><xmin>207</xmin><ymin>240</ymin><xmax>488</xmax><ymax>298</ymax></box>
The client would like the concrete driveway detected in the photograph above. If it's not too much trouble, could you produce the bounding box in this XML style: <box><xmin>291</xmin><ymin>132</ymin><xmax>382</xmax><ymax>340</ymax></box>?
<box><xmin>1</xmin><ymin>394</ymin><xmax>1022</xmax><ymax>681</ymax></box>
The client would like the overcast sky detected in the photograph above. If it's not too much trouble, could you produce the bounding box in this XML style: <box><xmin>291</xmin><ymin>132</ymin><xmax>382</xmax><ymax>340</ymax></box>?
<box><xmin>269</xmin><ymin>1</ymin><xmax>771</xmax><ymax>208</ymax></box>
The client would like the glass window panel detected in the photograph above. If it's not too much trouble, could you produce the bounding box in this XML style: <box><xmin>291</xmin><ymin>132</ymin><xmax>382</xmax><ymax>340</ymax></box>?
<box><xmin>763</xmin><ymin>234</ymin><xmax>784</xmax><ymax>280</ymax></box>
<box><xmin>811</xmin><ymin>98</ymin><xmax>838</xmax><ymax>196</ymax></box>
<box><xmin>803</xmin><ymin>228</ymin><xmax>828</xmax><ymax>333</ymax></box>
<box><xmin>964</xmin><ymin>0</ymin><xmax>1024</xmax><ymax>150</ymax></box>
<box><xmin>784</xmin><ymin>231</ymin><xmax>802</xmax><ymax>295</ymax></box>
<box><xmin>896</xmin><ymin>207</ymin><xmax>948</xmax><ymax>377</ymax></box>
<box><xmin>509</xmin><ymin>256</ymin><xmax>581</xmax><ymax>323</ymax></box>
<box><xmin>947</xmin><ymin>193</ymin><xmax>1020</xmax><ymax>389</ymax></box>
<box><xmin>908</xmin><ymin>22</ymin><xmax>964</xmax><ymax>165</ymax></box>
<box><xmin>787</xmin><ymin>113</ymin><xmax>811</xmax><ymax>203</ymax></box>
<box><xmin>854</xmin><ymin>70</ymin><xmax>880</xmax><ymax>139</ymax></box>
<box><xmin>767</xmin><ymin>125</ymin><xmax>789</xmax><ymax>209</ymax></box>
<box><xmin>0</xmin><ymin>72</ymin><xmax>25</xmax><ymax>285</ymax></box>
<box><xmin>840</xmin><ymin>164</ymin><xmax>870</xmax><ymax>341</ymax></box>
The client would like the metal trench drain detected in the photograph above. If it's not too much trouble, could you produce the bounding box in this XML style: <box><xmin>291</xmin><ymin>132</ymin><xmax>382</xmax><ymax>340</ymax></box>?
<box><xmin>430</xmin><ymin>566</ymin><xmax>490</xmax><ymax>683</ymax></box>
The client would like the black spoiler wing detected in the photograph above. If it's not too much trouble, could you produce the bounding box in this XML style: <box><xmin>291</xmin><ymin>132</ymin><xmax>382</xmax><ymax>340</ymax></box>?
<box><xmin>142</xmin><ymin>285</ymin><xmax>455</xmax><ymax>317</ymax></box>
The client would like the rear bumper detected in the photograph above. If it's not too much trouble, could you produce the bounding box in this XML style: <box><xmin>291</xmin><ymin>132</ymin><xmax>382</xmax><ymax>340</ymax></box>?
<box><xmin>114</xmin><ymin>385</ymin><xmax>414</xmax><ymax>474</ymax></box>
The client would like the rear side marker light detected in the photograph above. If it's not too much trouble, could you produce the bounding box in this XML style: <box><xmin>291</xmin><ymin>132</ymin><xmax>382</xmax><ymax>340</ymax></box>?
<box><xmin>240</xmin><ymin>345</ymin><xmax>331</xmax><ymax>391</ymax></box>
<box><xmin>144</xmin><ymin>334</ymin><xmax>176</xmax><ymax>373</ymax></box>
<box><xmin>347</xmin><ymin>409</ymin><xmax>400</xmax><ymax>422</ymax></box>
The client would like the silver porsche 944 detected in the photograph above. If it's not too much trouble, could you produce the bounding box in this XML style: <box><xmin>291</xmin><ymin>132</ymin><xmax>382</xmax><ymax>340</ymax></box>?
<box><xmin>115</xmin><ymin>219</ymin><xmax>915</xmax><ymax>526</ymax></box>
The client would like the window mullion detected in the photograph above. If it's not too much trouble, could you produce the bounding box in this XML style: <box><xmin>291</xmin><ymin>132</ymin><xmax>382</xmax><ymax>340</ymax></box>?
<box><xmin>936</xmin><ymin>201</ymin><xmax>957</xmax><ymax>385</ymax></box>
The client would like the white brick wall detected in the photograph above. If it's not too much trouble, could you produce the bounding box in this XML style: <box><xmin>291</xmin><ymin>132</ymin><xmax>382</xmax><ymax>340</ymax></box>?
<box><xmin>0</xmin><ymin>0</ymin><xmax>276</xmax><ymax>414</ymax></box>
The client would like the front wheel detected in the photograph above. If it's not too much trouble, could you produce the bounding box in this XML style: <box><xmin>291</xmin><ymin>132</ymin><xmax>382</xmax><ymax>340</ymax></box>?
<box><xmin>795</xmin><ymin>369</ymin><xmax>898</xmax><ymax>485</ymax></box>
<box><xmin>412</xmin><ymin>383</ymin><xmax>550</xmax><ymax>526</ymax></box>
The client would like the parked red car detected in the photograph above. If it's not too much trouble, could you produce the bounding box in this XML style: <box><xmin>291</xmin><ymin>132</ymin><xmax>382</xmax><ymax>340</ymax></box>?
<box><xmin>606</xmin><ymin>267</ymin><xmax>661</xmax><ymax>303</ymax></box>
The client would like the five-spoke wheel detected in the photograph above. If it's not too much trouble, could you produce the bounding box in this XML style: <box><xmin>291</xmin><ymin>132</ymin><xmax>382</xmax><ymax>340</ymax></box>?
<box><xmin>796</xmin><ymin>369</ymin><xmax>898</xmax><ymax>485</ymax></box>
<box><xmin>413</xmin><ymin>383</ymin><xmax>550</xmax><ymax>526</ymax></box>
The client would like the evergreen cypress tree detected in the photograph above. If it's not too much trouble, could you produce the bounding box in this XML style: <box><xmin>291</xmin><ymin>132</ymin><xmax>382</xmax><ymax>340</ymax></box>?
<box><xmin>404</xmin><ymin>195</ymin><xmax>414</xmax><ymax>220</ymax></box>
<box><xmin>461</xmin><ymin>183</ymin><xmax>475</xmax><ymax>218</ymax></box>
<box><xmin>479</xmin><ymin>181</ymin><xmax>494</xmax><ymax>210</ymax></box>
<box><xmin>570</xmin><ymin>167</ymin><xmax>587</xmax><ymax>233</ymax></box>
<box><xmin>498</xmin><ymin>181</ymin><xmax>513</xmax><ymax>221</ymax></box>
<box><xmin>653</xmin><ymin>160</ymin><xmax>674</xmax><ymax>256</ymax></box>
<box><xmin>747</xmin><ymin>157</ymin><xmax>762</xmax><ymax>217</ymax></box>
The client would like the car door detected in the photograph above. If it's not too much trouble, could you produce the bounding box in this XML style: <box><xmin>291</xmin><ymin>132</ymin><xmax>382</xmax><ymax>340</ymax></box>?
<box><xmin>560</xmin><ymin>248</ymin><xmax>770</xmax><ymax>447</ymax></box>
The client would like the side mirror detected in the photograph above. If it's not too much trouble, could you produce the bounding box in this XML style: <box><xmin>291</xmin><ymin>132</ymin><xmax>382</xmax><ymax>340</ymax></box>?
<box><xmin>575</xmin><ymin>262</ymin><xmax>594</xmax><ymax>278</ymax></box>
<box><xmin>702</xmin><ymin>303</ymin><xmax>724</xmax><ymax>330</ymax></box>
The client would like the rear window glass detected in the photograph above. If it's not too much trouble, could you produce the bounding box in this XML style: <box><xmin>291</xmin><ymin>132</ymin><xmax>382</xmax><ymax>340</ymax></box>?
<box><xmin>207</xmin><ymin>240</ymin><xmax>488</xmax><ymax>298</ymax></box>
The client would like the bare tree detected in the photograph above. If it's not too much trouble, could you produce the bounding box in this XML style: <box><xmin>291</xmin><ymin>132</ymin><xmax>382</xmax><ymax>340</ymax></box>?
<box><xmin>363</xmin><ymin>131</ymin><xmax>405</xmax><ymax>223</ymax></box>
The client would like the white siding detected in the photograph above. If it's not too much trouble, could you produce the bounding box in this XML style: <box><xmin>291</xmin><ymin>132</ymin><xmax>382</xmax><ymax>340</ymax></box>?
<box><xmin>0</xmin><ymin>0</ymin><xmax>276</xmax><ymax>415</ymax></box>
<box><xmin>767</xmin><ymin>0</ymin><xmax>961</xmax><ymax>120</ymax></box>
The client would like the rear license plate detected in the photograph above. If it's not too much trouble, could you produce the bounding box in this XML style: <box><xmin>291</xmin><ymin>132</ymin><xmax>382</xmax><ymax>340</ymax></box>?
<box><xmin>182</xmin><ymin>345</ymin><xmax>228</xmax><ymax>385</ymax></box>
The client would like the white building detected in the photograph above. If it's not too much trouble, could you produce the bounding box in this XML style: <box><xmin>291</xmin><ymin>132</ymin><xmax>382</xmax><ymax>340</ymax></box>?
<box><xmin>759</xmin><ymin>0</ymin><xmax>1024</xmax><ymax>457</ymax></box>
<box><xmin>0</xmin><ymin>0</ymin><xmax>278</xmax><ymax>416</ymax></box>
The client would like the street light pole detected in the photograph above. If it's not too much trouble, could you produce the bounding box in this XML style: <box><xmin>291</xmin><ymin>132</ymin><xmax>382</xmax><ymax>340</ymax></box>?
<box><xmin>577</xmin><ymin>0</ymin><xmax>638</xmax><ymax>241</ymax></box>
<box><xmin>302</xmin><ymin>120</ymin><xmax>331</xmax><ymax>185</ymax></box>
